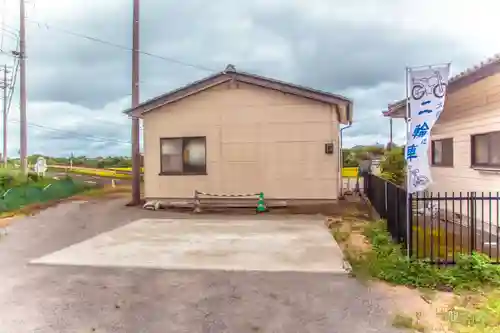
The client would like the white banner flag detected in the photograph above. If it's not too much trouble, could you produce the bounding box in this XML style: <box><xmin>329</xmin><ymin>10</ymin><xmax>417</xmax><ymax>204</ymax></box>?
<box><xmin>406</xmin><ymin>64</ymin><xmax>451</xmax><ymax>193</ymax></box>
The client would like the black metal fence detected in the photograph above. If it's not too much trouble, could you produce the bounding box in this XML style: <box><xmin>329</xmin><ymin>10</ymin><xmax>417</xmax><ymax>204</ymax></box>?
<box><xmin>365</xmin><ymin>174</ymin><xmax>500</xmax><ymax>264</ymax></box>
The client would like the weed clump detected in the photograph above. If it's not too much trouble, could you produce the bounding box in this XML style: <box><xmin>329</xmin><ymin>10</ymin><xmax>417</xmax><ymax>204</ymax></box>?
<box><xmin>362</xmin><ymin>221</ymin><xmax>500</xmax><ymax>291</ymax></box>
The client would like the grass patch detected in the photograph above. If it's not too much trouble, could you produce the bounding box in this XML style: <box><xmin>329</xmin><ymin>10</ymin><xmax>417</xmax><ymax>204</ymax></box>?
<box><xmin>360</xmin><ymin>220</ymin><xmax>500</xmax><ymax>291</ymax></box>
<box><xmin>0</xmin><ymin>170</ymin><xmax>91</xmax><ymax>213</ymax></box>
<box><xmin>392</xmin><ymin>313</ymin><xmax>426</xmax><ymax>332</ymax></box>
<box><xmin>445</xmin><ymin>290</ymin><xmax>500</xmax><ymax>333</ymax></box>
<box><xmin>330</xmin><ymin>218</ymin><xmax>500</xmax><ymax>333</ymax></box>
<box><xmin>0</xmin><ymin>168</ymin><xmax>48</xmax><ymax>190</ymax></box>
<box><xmin>0</xmin><ymin>185</ymin><xmax>132</xmax><ymax>223</ymax></box>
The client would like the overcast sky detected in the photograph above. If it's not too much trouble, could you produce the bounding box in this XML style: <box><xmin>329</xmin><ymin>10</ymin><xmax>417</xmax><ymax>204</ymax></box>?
<box><xmin>1</xmin><ymin>0</ymin><xmax>499</xmax><ymax>157</ymax></box>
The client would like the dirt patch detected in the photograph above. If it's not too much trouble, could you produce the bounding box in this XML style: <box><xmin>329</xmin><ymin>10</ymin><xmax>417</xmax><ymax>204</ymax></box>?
<box><xmin>275</xmin><ymin>200</ymin><xmax>368</xmax><ymax>216</ymax></box>
<box><xmin>373</xmin><ymin>282</ymin><xmax>455</xmax><ymax>332</ymax></box>
<box><xmin>348</xmin><ymin>233</ymin><xmax>371</xmax><ymax>252</ymax></box>
<box><xmin>327</xmin><ymin>214</ymin><xmax>456</xmax><ymax>332</ymax></box>
<box><xmin>327</xmin><ymin>215</ymin><xmax>372</xmax><ymax>254</ymax></box>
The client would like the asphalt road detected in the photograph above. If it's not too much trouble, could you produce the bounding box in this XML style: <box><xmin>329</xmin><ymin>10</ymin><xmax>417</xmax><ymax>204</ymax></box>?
<box><xmin>0</xmin><ymin>199</ymin><xmax>405</xmax><ymax>333</ymax></box>
<box><xmin>45</xmin><ymin>171</ymin><xmax>131</xmax><ymax>187</ymax></box>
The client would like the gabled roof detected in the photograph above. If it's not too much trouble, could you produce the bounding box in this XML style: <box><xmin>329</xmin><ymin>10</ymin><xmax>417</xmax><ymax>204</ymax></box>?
<box><xmin>384</xmin><ymin>54</ymin><xmax>500</xmax><ymax>118</ymax></box>
<box><xmin>124</xmin><ymin>64</ymin><xmax>353</xmax><ymax>124</ymax></box>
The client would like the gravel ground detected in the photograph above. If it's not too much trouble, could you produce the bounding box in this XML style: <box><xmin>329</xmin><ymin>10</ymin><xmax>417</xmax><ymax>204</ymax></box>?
<box><xmin>0</xmin><ymin>198</ymin><xmax>405</xmax><ymax>333</ymax></box>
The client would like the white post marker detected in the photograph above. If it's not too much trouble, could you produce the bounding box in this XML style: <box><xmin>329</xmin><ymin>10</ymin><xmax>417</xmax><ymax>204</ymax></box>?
<box><xmin>34</xmin><ymin>157</ymin><xmax>47</xmax><ymax>177</ymax></box>
<box><xmin>405</xmin><ymin>63</ymin><xmax>451</xmax><ymax>257</ymax></box>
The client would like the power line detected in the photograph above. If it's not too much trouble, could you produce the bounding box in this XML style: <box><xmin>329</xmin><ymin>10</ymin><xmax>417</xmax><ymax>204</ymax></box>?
<box><xmin>0</xmin><ymin>0</ymin><xmax>8</xmax><ymax>49</ymax></box>
<box><xmin>6</xmin><ymin>50</ymin><xmax>18</xmax><ymax>115</ymax></box>
<box><xmin>26</xmin><ymin>19</ymin><xmax>217</xmax><ymax>73</ymax></box>
<box><xmin>8</xmin><ymin>102</ymin><xmax>141</xmax><ymax>128</ymax></box>
<box><xmin>8</xmin><ymin>118</ymin><xmax>133</xmax><ymax>144</ymax></box>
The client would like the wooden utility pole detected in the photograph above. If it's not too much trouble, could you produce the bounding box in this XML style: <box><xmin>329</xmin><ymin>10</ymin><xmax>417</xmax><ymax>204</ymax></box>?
<box><xmin>130</xmin><ymin>0</ymin><xmax>141</xmax><ymax>204</ymax></box>
<box><xmin>2</xmin><ymin>65</ymin><xmax>8</xmax><ymax>166</ymax></box>
<box><xmin>19</xmin><ymin>0</ymin><xmax>27</xmax><ymax>173</ymax></box>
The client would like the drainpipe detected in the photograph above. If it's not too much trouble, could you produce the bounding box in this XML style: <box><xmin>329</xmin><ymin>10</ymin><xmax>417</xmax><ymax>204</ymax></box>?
<box><xmin>339</xmin><ymin>122</ymin><xmax>352</xmax><ymax>198</ymax></box>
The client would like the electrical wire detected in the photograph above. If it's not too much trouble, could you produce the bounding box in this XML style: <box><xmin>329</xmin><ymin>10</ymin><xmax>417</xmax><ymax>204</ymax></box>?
<box><xmin>6</xmin><ymin>45</ymin><xmax>19</xmax><ymax>115</ymax></box>
<box><xmin>8</xmin><ymin>118</ymin><xmax>133</xmax><ymax>145</ymax></box>
<box><xmin>27</xmin><ymin>19</ymin><xmax>217</xmax><ymax>73</ymax></box>
<box><xmin>0</xmin><ymin>0</ymin><xmax>7</xmax><ymax>50</ymax></box>
<box><xmin>4</xmin><ymin>111</ymin><xmax>387</xmax><ymax>151</ymax></box>
<box><xmin>4</xmin><ymin>17</ymin><xmax>393</xmax><ymax>146</ymax></box>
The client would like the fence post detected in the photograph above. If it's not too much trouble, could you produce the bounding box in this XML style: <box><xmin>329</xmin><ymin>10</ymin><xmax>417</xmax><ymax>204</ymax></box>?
<box><xmin>365</xmin><ymin>173</ymin><xmax>370</xmax><ymax>196</ymax></box>
<box><xmin>364</xmin><ymin>174</ymin><xmax>369</xmax><ymax>198</ymax></box>
<box><xmin>384</xmin><ymin>181</ymin><xmax>388</xmax><ymax>212</ymax></box>
<box><xmin>395</xmin><ymin>187</ymin><xmax>400</xmax><ymax>242</ymax></box>
<box><xmin>407</xmin><ymin>192</ymin><xmax>413</xmax><ymax>258</ymax></box>
<box><xmin>193</xmin><ymin>190</ymin><xmax>201</xmax><ymax>213</ymax></box>
<box><xmin>470</xmin><ymin>191</ymin><xmax>476</xmax><ymax>253</ymax></box>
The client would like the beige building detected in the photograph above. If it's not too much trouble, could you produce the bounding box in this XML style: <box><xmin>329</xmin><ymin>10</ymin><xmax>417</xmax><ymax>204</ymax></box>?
<box><xmin>385</xmin><ymin>55</ymin><xmax>500</xmax><ymax>226</ymax></box>
<box><xmin>125</xmin><ymin>65</ymin><xmax>353</xmax><ymax>204</ymax></box>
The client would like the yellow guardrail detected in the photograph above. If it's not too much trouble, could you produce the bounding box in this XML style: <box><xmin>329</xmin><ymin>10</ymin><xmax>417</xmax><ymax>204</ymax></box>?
<box><xmin>342</xmin><ymin>167</ymin><xmax>359</xmax><ymax>178</ymax></box>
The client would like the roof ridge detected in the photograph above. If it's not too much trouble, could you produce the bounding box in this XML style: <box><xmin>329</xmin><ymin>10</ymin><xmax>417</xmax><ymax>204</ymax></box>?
<box><xmin>449</xmin><ymin>53</ymin><xmax>500</xmax><ymax>82</ymax></box>
<box><xmin>124</xmin><ymin>64</ymin><xmax>353</xmax><ymax>117</ymax></box>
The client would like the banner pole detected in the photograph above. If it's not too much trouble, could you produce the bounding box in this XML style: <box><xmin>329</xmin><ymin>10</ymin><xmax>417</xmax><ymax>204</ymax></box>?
<box><xmin>405</xmin><ymin>66</ymin><xmax>411</xmax><ymax>258</ymax></box>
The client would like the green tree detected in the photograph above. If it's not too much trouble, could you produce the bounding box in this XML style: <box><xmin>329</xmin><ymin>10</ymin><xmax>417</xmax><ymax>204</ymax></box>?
<box><xmin>379</xmin><ymin>147</ymin><xmax>406</xmax><ymax>185</ymax></box>
<box><xmin>342</xmin><ymin>149</ymin><xmax>359</xmax><ymax>167</ymax></box>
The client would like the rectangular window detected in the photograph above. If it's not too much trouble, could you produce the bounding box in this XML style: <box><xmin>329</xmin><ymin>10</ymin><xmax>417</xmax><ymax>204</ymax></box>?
<box><xmin>160</xmin><ymin>137</ymin><xmax>206</xmax><ymax>175</ymax></box>
<box><xmin>471</xmin><ymin>131</ymin><xmax>500</xmax><ymax>168</ymax></box>
<box><xmin>431</xmin><ymin>138</ymin><xmax>453</xmax><ymax>167</ymax></box>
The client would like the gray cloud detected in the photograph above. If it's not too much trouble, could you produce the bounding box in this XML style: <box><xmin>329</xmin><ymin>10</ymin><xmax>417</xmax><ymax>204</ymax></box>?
<box><xmin>1</xmin><ymin>0</ymin><xmax>497</xmax><ymax>156</ymax></box>
<box><xmin>251</xmin><ymin>6</ymin><xmax>477</xmax><ymax>93</ymax></box>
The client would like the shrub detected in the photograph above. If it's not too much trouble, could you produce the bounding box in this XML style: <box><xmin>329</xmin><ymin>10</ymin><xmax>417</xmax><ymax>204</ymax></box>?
<box><xmin>379</xmin><ymin>148</ymin><xmax>405</xmax><ymax>186</ymax></box>
<box><xmin>362</xmin><ymin>220</ymin><xmax>500</xmax><ymax>290</ymax></box>
<box><xmin>0</xmin><ymin>174</ymin><xmax>15</xmax><ymax>189</ymax></box>
<box><xmin>448</xmin><ymin>253</ymin><xmax>500</xmax><ymax>290</ymax></box>
<box><xmin>27</xmin><ymin>172</ymin><xmax>41</xmax><ymax>183</ymax></box>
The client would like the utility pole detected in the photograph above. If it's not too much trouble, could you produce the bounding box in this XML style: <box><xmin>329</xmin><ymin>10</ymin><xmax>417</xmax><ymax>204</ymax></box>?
<box><xmin>19</xmin><ymin>0</ymin><xmax>27</xmax><ymax>174</ymax></box>
<box><xmin>130</xmin><ymin>0</ymin><xmax>141</xmax><ymax>205</ymax></box>
<box><xmin>1</xmin><ymin>65</ymin><xmax>9</xmax><ymax>166</ymax></box>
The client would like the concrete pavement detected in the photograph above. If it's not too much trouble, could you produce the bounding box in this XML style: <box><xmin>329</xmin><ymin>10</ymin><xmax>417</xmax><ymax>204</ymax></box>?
<box><xmin>32</xmin><ymin>218</ymin><xmax>348</xmax><ymax>273</ymax></box>
<box><xmin>0</xmin><ymin>199</ymin><xmax>405</xmax><ymax>333</ymax></box>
